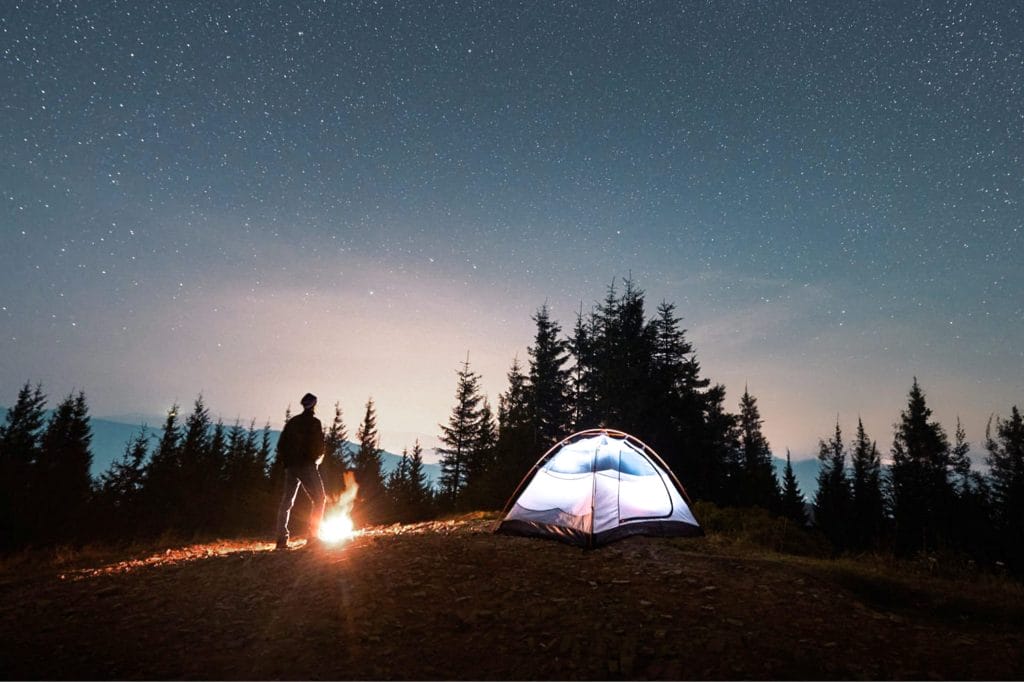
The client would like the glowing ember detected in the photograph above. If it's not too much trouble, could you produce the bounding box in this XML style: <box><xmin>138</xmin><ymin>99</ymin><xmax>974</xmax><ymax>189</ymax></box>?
<box><xmin>319</xmin><ymin>471</ymin><xmax>359</xmax><ymax>544</ymax></box>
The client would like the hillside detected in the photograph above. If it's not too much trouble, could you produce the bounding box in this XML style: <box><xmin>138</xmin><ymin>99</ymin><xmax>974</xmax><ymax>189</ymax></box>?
<box><xmin>2</xmin><ymin>513</ymin><xmax>1022</xmax><ymax>680</ymax></box>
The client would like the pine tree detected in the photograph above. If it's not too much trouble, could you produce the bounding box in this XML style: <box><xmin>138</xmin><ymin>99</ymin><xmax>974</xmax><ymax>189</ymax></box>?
<box><xmin>814</xmin><ymin>420</ymin><xmax>851</xmax><ymax>550</ymax></box>
<box><xmin>180</xmin><ymin>397</ymin><xmax>213</xmax><ymax>472</ymax></box>
<box><xmin>889</xmin><ymin>378</ymin><xmax>953</xmax><ymax>554</ymax></box>
<box><xmin>221</xmin><ymin>419</ymin><xmax>253</xmax><ymax>533</ymax></box>
<box><xmin>986</xmin><ymin>406</ymin><xmax>1024</xmax><ymax>572</ymax></box>
<box><xmin>141</xmin><ymin>404</ymin><xmax>182</xmax><ymax>533</ymax></box>
<box><xmin>267</xmin><ymin>407</ymin><xmax>290</xmax><ymax>495</ymax></box>
<box><xmin>691</xmin><ymin>382</ymin><xmax>740</xmax><ymax>506</ymax></box>
<box><xmin>850</xmin><ymin>418</ymin><xmax>884</xmax><ymax>549</ymax></box>
<box><xmin>0</xmin><ymin>382</ymin><xmax>47</xmax><ymax>462</ymax></box>
<box><xmin>36</xmin><ymin>391</ymin><xmax>94</xmax><ymax>543</ymax></box>
<box><xmin>206</xmin><ymin>419</ymin><xmax>228</xmax><ymax>531</ymax></box>
<box><xmin>177</xmin><ymin>396</ymin><xmax>215</xmax><ymax>533</ymax></box>
<box><xmin>462</xmin><ymin>397</ymin><xmax>498</xmax><ymax>509</ymax></box>
<box><xmin>223</xmin><ymin>418</ymin><xmax>274</xmax><ymax>535</ymax></box>
<box><xmin>483</xmin><ymin>357</ymin><xmax>536</xmax><ymax>509</ymax></box>
<box><xmin>949</xmin><ymin>417</ymin><xmax>973</xmax><ymax>495</ymax></box>
<box><xmin>258</xmin><ymin>420</ymin><xmax>273</xmax><ymax>478</ymax></box>
<box><xmin>528</xmin><ymin>304</ymin><xmax>572</xmax><ymax>447</ymax></box>
<box><xmin>352</xmin><ymin>398</ymin><xmax>386</xmax><ymax>526</ymax></box>
<box><xmin>560</xmin><ymin>281</ymin><xmax>730</xmax><ymax>507</ymax></box>
<box><xmin>568</xmin><ymin>305</ymin><xmax>597</xmax><ymax>429</ymax></box>
<box><xmin>736</xmin><ymin>388</ymin><xmax>781</xmax><ymax>511</ymax></box>
<box><xmin>386</xmin><ymin>447</ymin><xmax>413</xmax><ymax>522</ymax></box>
<box><xmin>0</xmin><ymin>382</ymin><xmax>47</xmax><ymax>548</ymax></box>
<box><xmin>321</xmin><ymin>402</ymin><xmax>348</xmax><ymax>499</ymax></box>
<box><xmin>587</xmin><ymin>278</ymin><xmax>657</xmax><ymax>434</ymax></box>
<box><xmin>949</xmin><ymin>418</ymin><xmax>992</xmax><ymax>562</ymax></box>
<box><xmin>780</xmin><ymin>449</ymin><xmax>808</xmax><ymax>526</ymax></box>
<box><xmin>385</xmin><ymin>439</ymin><xmax>435</xmax><ymax>523</ymax></box>
<box><xmin>646</xmin><ymin>300</ymin><xmax>709</xmax><ymax>472</ymax></box>
<box><xmin>437</xmin><ymin>357</ymin><xmax>484</xmax><ymax>507</ymax></box>
<box><xmin>97</xmin><ymin>428</ymin><xmax>149</xmax><ymax>537</ymax></box>
<box><xmin>406</xmin><ymin>439</ymin><xmax>432</xmax><ymax>517</ymax></box>
<box><xmin>650</xmin><ymin>302</ymin><xmax>693</xmax><ymax>385</ymax></box>
<box><xmin>588</xmin><ymin>280</ymin><xmax>625</xmax><ymax>426</ymax></box>
<box><xmin>100</xmin><ymin>429</ymin><xmax>149</xmax><ymax>508</ymax></box>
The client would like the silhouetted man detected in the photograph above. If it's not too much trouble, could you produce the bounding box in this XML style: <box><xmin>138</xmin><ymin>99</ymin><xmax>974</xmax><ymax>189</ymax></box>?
<box><xmin>275</xmin><ymin>392</ymin><xmax>326</xmax><ymax>549</ymax></box>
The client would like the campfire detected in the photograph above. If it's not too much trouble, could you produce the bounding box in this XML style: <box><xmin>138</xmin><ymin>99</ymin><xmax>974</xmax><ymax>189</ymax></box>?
<box><xmin>318</xmin><ymin>471</ymin><xmax>359</xmax><ymax>544</ymax></box>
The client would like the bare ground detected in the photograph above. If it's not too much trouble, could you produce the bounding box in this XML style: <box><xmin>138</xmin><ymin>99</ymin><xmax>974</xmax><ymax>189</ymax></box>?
<box><xmin>2</xmin><ymin>514</ymin><xmax>1023</xmax><ymax>680</ymax></box>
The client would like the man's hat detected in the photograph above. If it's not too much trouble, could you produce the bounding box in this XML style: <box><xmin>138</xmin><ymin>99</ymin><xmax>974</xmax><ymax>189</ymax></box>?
<box><xmin>300</xmin><ymin>392</ymin><xmax>317</xmax><ymax>409</ymax></box>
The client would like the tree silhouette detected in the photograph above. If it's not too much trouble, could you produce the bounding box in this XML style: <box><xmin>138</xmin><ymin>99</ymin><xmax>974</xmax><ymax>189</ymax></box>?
<box><xmin>352</xmin><ymin>398</ymin><xmax>385</xmax><ymax>526</ymax></box>
<box><xmin>698</xmin><ymin>386</ymin><xmax>741</xmax><ymax>506</ymax></box>
<box><xmin>986</xmin><ymin>406</ymin><xmax>1024</xmax><ymax>572</ymax></box>
<box><xmin>385</xmin><ymin>439</ymin><xmax>434</xmax><ymax>523</ymax></box>
<box><xmin>949</xmin><ymin>418</ymin><xmax>980</xmax><ymax>499</ymax></box>
<box><xmin>850</xmin><ymin>418</ymin><xmax>884</xmax><ymax>549</ymax></box>
<box><xmin>485</xmin><ymin>357</ymin><xmax>536</xmax><ymax>509</ymax></box>
<box><xmin>889</xmin><ymin>378</ymin><xmax>953</xmax><ymax>554</ymax></box>
<box><xmin>437</xmin><ymin>357</ymin><xmax>484</xmax><ymax>508</ymax></box>
<box><xmin>321</xmin><ymin>402</ymin><xmax>349</xmax><ymax>499</ymax></box>
<box><xmin>217</xmin><ymin>419</ymin><xmax>270</xmax><ymax>534</ymax></box>
<box><xmin>645</xmin><ymin>300</ymin><xmax>707</xmax><ymax>463</ymax></box>
<box><xmin>462</xmin><ymin>397</ymin><xmax>497</xmax><ymax>509</ymax></box>
<box><xmin>568</xmin><ymin>305</ymin><xmax>597</xmax><ymax>429</ymax></box>
<box><xmin>528</xmin><ymin>304</ymin><xmax>572</xmax><ymax>447</ymax></box>
<box><xmin>586</xmin><ymin>278</ymin><xmax>657</xmax><ymax>435</ymax></box>
<box><xmin>406</xmin><ymin>440</ymin><xmax>432</xmax><ymax>516</ymax></box>
<box><xmin>141</xmin><ymin>404</ymin><xmax>182</xmax><ymax>532</ymax></box>
<box><xmin>949</xmin><ymin>418</ymin><xmax>992</xmax><ymax>563</ymax></box>
<box><xmin>561</xmin><ymin>282</ymin><xmax>732</xmax><ymax>505</ymax></box>
<box><xmin>97</xmin><ymin>428</ymin><xmax>149</xmax><ymax>537</ymax></box>
<box><xmin>0</xmin><ymin>382</ymin><xmax>47</xmax><ymax>548</ymax></box>
<box><xmin>814</xmin><ymin>420</ymin><xmax>850</xmax><ymax>550</ymax></box>
<box><xmin>780</xmin><ymin>449</ymin><xmax>808</xmax><ymax>526</ymax></box>
<box><xmin>736</xmin><ymin>388</ymin><xmax>781</xmax><ymax>511</ymax></box>
<box><xmin>177</xmin><ymin>396</ymin><xmax>216</xmax><ymax>533</ymax></box>
<box><xmin>386</xmin><ymin>447</ymin><xmax>413</xmax><ymax>522</ymax></box>
<box><xmin>36</xmin><ymin>391</ymin><xmax>94</xmax><ymax>542</ymax></box>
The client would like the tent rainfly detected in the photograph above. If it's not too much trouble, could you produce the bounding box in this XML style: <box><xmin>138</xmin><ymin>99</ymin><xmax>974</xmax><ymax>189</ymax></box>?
<box><xmin>495</xmin><ymin>429</ymin><xmax>703</xmax><ymax>547</ymax></box>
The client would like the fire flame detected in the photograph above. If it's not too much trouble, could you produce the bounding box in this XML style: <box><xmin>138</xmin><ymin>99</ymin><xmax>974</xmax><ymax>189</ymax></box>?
<box><xmin>319</xmin><ymin>471</ymin><xmax>359</xmax><ymax>544</ymax></box>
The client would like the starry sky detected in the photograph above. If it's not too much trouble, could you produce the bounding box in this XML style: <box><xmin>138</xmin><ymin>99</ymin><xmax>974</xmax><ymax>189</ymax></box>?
<box><xmin>2</xmin><ymin>1</ymin><xmax>1021</xmax><ymax>460</ymax></box>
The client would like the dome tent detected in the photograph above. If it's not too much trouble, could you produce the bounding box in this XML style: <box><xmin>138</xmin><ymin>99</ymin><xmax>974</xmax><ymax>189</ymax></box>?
<box><xmin>495</xmin><ymin>429</ymin><xmax>703</xmax><ymax>547</ymax></box>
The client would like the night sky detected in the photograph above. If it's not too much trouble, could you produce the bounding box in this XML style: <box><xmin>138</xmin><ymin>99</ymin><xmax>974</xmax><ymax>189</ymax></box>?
<box><xmin>2</xmin><ymin>1</ymin><xmax>1021</xmax><ymax>460</ymax></box>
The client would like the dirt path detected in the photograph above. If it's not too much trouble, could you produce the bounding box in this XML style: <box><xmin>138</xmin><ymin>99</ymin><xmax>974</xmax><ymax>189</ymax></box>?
<box><xmin>2</xmin><ymin>517</ymin><xmax>1023</xmax><ymax>679</ymax></box>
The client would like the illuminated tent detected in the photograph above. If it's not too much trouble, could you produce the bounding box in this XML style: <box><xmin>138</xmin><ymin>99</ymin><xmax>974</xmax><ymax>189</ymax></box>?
<box><xmin>496</xmin><ymin>429</ymin><xmax>703</xmax><ymax>547</ymax></box>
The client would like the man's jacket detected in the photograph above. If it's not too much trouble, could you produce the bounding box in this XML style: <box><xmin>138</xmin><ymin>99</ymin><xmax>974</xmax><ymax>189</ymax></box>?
<box><xmin>277</xmin><ymin>409</ymin><xmax>324</xmax><ymax>468</ymax></box>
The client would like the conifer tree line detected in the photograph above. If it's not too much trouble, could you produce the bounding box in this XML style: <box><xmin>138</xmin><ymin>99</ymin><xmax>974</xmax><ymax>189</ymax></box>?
<box><xmin>432</xmin><ymin>278</ymin><xmax>1024</xmax><ymax>574</ymax></box>
<box><xmin>811</xmin><ymin>378</ymin><xmax>1023</xmax><ymax>570</ymax></box>
<box><xmin>2</xmin><ymin>277</ymin><xmax>1023</xmax><ymax>575</ymax></box>
<box><xmin>434</xmin><ymin>278</ymin><xmax>784</xmax><ymax>515</ymax></box>
<box><xmin>0</xmin><ymin>386</ymin><xmax>434</xmax><ymax>550</ymax></box>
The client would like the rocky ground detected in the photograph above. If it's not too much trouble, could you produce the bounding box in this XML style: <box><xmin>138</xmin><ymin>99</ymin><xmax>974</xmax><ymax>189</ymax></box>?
<box><xmin>2</xmin><ymin>514</ymin><xmax>1023</xmax><ymax>680</ymax></box>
